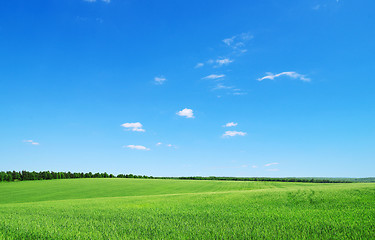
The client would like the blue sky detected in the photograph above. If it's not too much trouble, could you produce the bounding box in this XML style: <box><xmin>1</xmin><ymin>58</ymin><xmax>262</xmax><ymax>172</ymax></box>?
<box><xmin>1</xmin><ymin>0</ymin><xmax>374</xmax><ymax>177</ymax></box>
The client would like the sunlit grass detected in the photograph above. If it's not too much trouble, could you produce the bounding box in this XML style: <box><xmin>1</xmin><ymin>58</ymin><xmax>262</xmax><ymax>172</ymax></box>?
<box><xmin>0</xmin><ymin>179</ymin><xmax>374</xmax><ymax>239</ymax></box>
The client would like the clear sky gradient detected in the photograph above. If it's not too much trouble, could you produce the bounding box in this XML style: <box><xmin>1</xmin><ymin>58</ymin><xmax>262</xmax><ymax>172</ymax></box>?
<box><xmin>1</xmin><ymin>0</ymin><xmax>374</xmax><ymax>177</ymax></box>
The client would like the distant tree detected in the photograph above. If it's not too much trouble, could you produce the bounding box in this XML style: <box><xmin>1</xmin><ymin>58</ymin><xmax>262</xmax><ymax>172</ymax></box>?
<box><xmin>6</xmin><ymin>171</ymin><xmax>13</xmax><ymax>181</ymax></box>
<box><xmin>11</xmin><ymin>171</ymin><xmax>21</xmax><ymax>181</ymax></box>
<box><xmin>0</xmin><ymin>172</ymin><xmax>7</xmax><ymax>182</ymax></box>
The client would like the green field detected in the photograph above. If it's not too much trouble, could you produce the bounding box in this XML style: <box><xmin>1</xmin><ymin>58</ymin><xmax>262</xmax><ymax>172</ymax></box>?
<box><xmin>0</xmin><ymin>179</ymin><xmax>374</xmax><ymax>239</ymax></box>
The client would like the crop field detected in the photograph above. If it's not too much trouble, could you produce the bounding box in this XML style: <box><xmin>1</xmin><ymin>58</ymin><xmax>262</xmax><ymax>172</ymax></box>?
<box><xmin>0</xmin><ymin>179</ymin><xmax>374</xmax><ymax>239</ymax></box>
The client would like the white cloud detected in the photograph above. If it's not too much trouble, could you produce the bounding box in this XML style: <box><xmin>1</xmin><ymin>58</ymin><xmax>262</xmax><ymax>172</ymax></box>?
<box><xmin>212</xmin><ymin>84</ymin><xmax>247</xmax><ymax>96</ymax></box>
<box><xmin>216</xmin><ymin>58</ymin><xmax>233</xmax><ymax>66</ymax></box>
<box><xmin>223</xmin><ymin>36</ymin><xmax>237</xmax><ymax>46</ymax></box>
<box><xmin>125</xmin><ymin>145</ymin><xmax>150</xmax><ymax>151</ymax></box>
<box><xmin>223</xmin><ymin>33</ymin><xmax>253</xmax><ymax>52</ymax></box>
<box><xmin>197</xmin><ymin>32</ymin><xmax>252</xmax><ymax>73</ymax></box>
<box><xmin>177</xmin><ymin>108</ymin><xmax>194</xmax><ymax>118</ymax></box>
<box><xmin>239</xmin><ymin>32</ymin><xmax>253</xmax><ymax>41</ymax></box>
<box><xmin>196</xmin><ymin>33</ymin><xmax>252</xmax><ymax>74</ymax></box>
<box><xmin>156</xmin><ymin>142</ymin><xmax>177</xmax><ymax>148</ymax></box>
<box><xmin>312</xmin><ymin>4</ymin><xmax>320</xmax><ymax>10</ymax></box>
<box><xmin>223</xmin><ymin>36</ymin><xmax>235</xmax><ymax>46</ymax></box>
<box><xmin>213</xmin><ymin>83</ymin><xmax>232</xmax><ymax>90</ymax></box>
<box><xmin>252</xmin><ymin>165</ymin><xmax>258</xmax><ymax>168</ymax></box>
<box><xmin>258</xmin><ymin>72</ymin><xmax>310</xmax><ymax>82</ymax></box>
<box><xmin>195</xmin><ymin>63</ymin><xmax>204</xmax><ymax>68</ymax></box>
<box><xmin>154</xmin><ymin>76</ymin><xmax>166</xmax><ymax>85</ymax></box>
<box><xmin>222</xmin><ymin>131</ymin><xmax>247</xmax><ymax>137</ymax></box>
<box><xmin>233</xmin><ymin>90</ymin><xmax>247</xmax><ymax>95</ymax></box>
<box><xmin>167</xmin><ymin>144</ymin><xmax>178</xmax><ymax>148</ymax></box>
<box><xmin>202</xmin><ymin>74</ymin><xmax>225</xmax><ymax>80</ymax></box>
<box><xmin>264</xmin><ymin>162</ymin><xmax>279</xmax><ymax>167</ymax></box>
<box><xmin>206</xmin><ymin>59</ymin><xmax>214</xmax><ymax>64</ymax></box>
<box><xmin>23</xmin><ymin>140</ymin><xmax>39</xmax><ymax>145</ymax></box>
<box><xmin>121</xmin><ymin>122</ymin><xmax>145</xmax><ymax>132</ymax></box>
<box><xmin>204</xmin><ymin>58</ymin><xmax>233</xmax><ymax>68</ymax></box>
<box><xmin>224</xmin><ymin>122</ymin><xmax>238</xmax><ymax>127</ymax></box>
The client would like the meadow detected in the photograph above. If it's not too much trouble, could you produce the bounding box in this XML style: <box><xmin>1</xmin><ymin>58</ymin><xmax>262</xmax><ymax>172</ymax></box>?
<box><xmin>0</xmin><ymin>178</ymin><xmax>374</xmax><ymax>239</ymax></box>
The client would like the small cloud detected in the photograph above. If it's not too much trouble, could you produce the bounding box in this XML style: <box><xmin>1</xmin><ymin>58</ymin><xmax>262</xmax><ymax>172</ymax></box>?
<box><xmin>267</xmin><ymin>169</ymin><xmax>279</xmax><ymax>172</ymax></box>
<box><xmin>264</xmin><ymin>162</ymin><xmax>279</xmax><ymax>167</ymax></box>
<box><xmin>201</xmin><ymin>56</ymin><xmax>234</xmax><ymax>68</ymax></box>
<box><xmin>125</xmin><ymin>145</ymin><xmax>150</xmax><ymax>151</ymax></box>
<box><xmin>195</xmin><ymin>63</ymin><xmax>204</xmax><ymax>68</ymax></box>
<box><xmin>156</xmin><ymin>142</ymin><xmax>177</xmax><ymax>148</ymax></box>
<box><xmin>252</xmin><ymin>165</ymin><xmax>258</xmax><ymax>168</ymax></box>
<box><xmin>223</xmin><ymin>122</ymin><xmax>238</xmax><ymax>127</ymax></box>
<box><xmin>202</xmin><ymin>74</ymin><xmax>225</xmax><ymax>80</ymax></box>
<box><xmin>258</xmin><ymin>72</ymin><xmax>310</xmax><ymax>82</ymax></box>
<box><xmin>198</xmin><ymin>32</ymin><xmax>252</xmax><ymax>74</ymax></box>
<box><xmin>167</xmin><ymin>144</ymin><xmax>178</xmax><ymax>149</ymax></box>
<box><xmin>223</xmin><ymin>36</ymin><xmax>236</xmax><ymax>46</ymax></box>
<box><xmin>239</xmin><ymin>32</ymin><xmax>253</xmax><ymax>41</ymax></box>
<box><xmin>216</xmin><ymin>58</ymin><xmax>233</xmax><ymax>67</ymax></box>
<box><xmin>223</xmin><ymin>32</ymin><xmax>253</xmax><ymax>53</ymax></box>
<box><xmin>222</xmin><ymin>131</ymin><xmax>247</xmax><ymax>137</ymax></box>
<box><xmin>213</xmin><ymin>83</ymin><xmax>233</xmax><ymax>90</ymax></box>
<box><xmin>102</xmin><ymin>0</ymin><xmax>110</xmax><ymax>2</ymax></box>
<box><xmin>212</xmin><ymin>84</ymin><xmax>247</xmax><ymax>96</ymax></box>
<box><xmin>121</xmin><ymin>122</ymin><xmax>145</xmax><ymax>132</ymax></box>
<box><xmin>232</xmin><ymin>91</ymin><xmax>247</xmax><ymax>96</ymax></box>
<box><xmin>154</xmin><ymin>76</ymin><xmax>166</xmax><ymax>85</ymax></box>
<box><xmin>206</xmin><ymin>59</ymin><xmax>214</xmax><ymax>64</ymax></box>
<box><xmin>177</xmin><ymin>108</ymin><xmax>194</xmax><ymax>118</ymax></box>
<box><xmin>312</xmin><ymin>4</ymin><xmax>320</xmax><ymax>10</ymax></box>
<box><xmin>23</xmin><ymin>140</ymin><xmax>40</xmax><ymax>145</ymax></box>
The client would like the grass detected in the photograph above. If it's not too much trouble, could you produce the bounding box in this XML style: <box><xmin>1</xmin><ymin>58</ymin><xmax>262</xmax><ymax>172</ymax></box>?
<box><xmin>0</xmin><ymin>179</ymin><xmax>374</xmax><ymax>239</ymax></box>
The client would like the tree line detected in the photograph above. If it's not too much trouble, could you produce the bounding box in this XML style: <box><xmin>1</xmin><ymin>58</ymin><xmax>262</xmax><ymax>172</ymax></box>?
<box><xmin>0</xmin><ymin>170</ymin><xmax>353</xmax><ymax>183</ymax></box>
<box><xmin>0</xmin><ymin>171</ymin><xmax>152</xmax><ymax>182</ymax></box>
<box><xmin>157</xmin><ymin>176</ymin><xmax>353</xmax><ymax>183</ymax></box>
